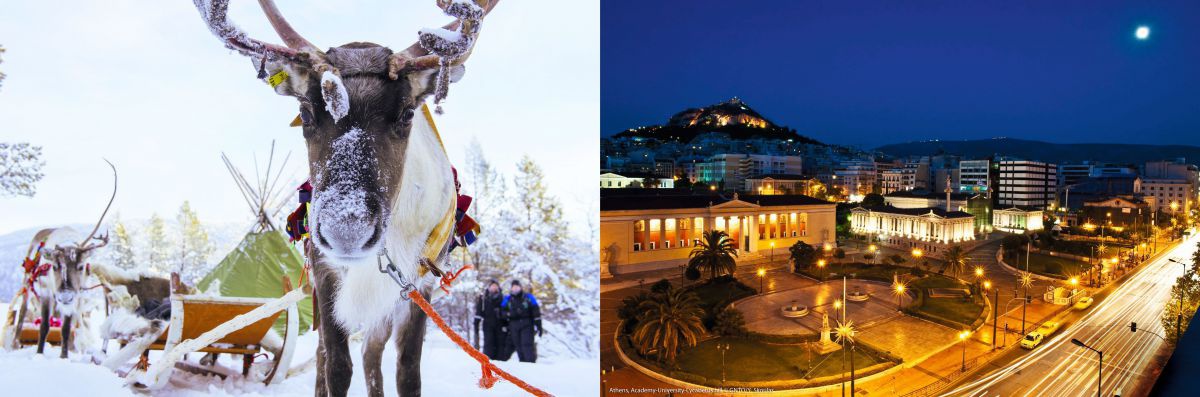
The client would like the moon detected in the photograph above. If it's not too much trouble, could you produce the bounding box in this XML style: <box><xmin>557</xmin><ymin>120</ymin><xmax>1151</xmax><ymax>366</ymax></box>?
<box><xmin>1136</xmin><ymin>26</ymin><xmax>1150</xmax><ymax>40</ymax></box>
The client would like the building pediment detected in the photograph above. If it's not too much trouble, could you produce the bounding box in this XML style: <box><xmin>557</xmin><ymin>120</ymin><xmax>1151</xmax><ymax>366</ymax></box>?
<box><xmin>712</xmin><ymin>199</ymin><xmax>761</xmax><ymax>209</ymax></box>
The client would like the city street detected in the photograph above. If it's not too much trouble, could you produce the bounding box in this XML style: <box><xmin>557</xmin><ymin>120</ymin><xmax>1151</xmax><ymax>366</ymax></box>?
<box><xmin>944</xmin><ymin>234</ymin><xmax>1197</xmax><ymax>397</ymax></box>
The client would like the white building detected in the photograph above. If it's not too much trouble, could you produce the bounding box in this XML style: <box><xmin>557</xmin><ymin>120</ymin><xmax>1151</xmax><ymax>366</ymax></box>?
<box><xmin>992</xmin><ymin>207</ymin><xmax>1044</xmax><ymax>233</ymax></box>
<box><xmin>600</xmin><ymin>172</ymin><xmax>675</xmax><ymax>189</ymax></box>
<box><xmin>850</xmin><ymin>206</ymin><xmax>976</xmax><ymax>254</ymax></box>
<box><xmin>1143</xmin><ymin>179</ymin><xmax>1192</xmax><ymax>213</ymax></box>
<box><xmin>744</xmin><ymin>174</ymin><xmax>817</xmax><ymax>195</ymax></box>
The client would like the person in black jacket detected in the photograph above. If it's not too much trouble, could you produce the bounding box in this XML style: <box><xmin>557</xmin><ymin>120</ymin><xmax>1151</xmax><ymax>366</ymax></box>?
<box><xmin>474</xmin><ymin>279</ymin><xmax>510</xmax><ymax>360</ymax></box>
<box><xmin>501</xmin><ymin>279</ymin><xmax>542</xmax><ymax>363</ymax></box>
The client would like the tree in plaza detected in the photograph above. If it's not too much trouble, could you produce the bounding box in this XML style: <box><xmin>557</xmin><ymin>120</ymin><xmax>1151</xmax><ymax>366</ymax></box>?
<box><xmin>641</xmin><ymin>176</ymin><xmax>660</xmax><ymax>188</ymax></box>
<box><xmin>632</xmin><ymin>287</ymin><xmax>706</xmax><ymax>364</ymax></box>
<box><xmin>175</xmin><ymin>201</ymin><xmax>213</xmax><ymax>285</ymax></box>
<box><xmin>687</xmin><ymin>230</ymin><xmax>738</xmax><ymax>281</ymax></box>
<box><xmin>861</xmin><ymin>193</ymin><xmax>885</xmax><ymax>207</ymax></box>
<box><xmin>942</xmin><ymin>245</ymin><xmax>968</xmax><ymax>280</ymax></box>
<box><xmin>107</xmin><ymin>214</ymin><xmax>139</xmax><ymax>270</ymax></box>
<box><xmin>711</xmin><ymin>306</ymin><xmax>747</xmax><ymax>337</ymax></box>
<box><xmin>789</xmin><ymin>240</ymin><xmax>818</xmax><ymax>272</ymax></box>
<box><xmin>144</xmin><ymin>213</ymin><xmax>171</xmax><ymax>275</ymax></box>
<box><xmin>0</xmin><ymin>142</ymin><xmax>45</xmax><ymax>198</ymax></box>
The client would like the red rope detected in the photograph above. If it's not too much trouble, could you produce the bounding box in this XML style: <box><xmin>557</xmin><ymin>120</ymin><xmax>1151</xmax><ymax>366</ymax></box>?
<box><xmin>439</xmin><ymin>264</ymin><xmax>474</xmax><ymax>294</ymax></box>
<box><xmin>407</xmin><ymin>289</ymin><xmax>553</xmax><ymax>397</ymax></box>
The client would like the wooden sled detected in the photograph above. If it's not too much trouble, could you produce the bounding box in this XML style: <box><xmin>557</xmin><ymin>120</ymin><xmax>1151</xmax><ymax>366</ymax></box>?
<box><xmin>121</xmin><ymin>292</ymin><xmax>300</xmax><ymax>388</ymax></box>
<box><xmin>120</xmin><ymin>277</ymin><xmax>305</xmax><ymax>390</ymax></box>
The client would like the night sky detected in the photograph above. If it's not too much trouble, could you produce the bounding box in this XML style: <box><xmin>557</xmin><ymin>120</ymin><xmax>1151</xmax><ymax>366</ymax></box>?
<box><xmin>602</xmin><ymin>1</ymin><xmax>1200</xmax><ymax>148</ymax></box>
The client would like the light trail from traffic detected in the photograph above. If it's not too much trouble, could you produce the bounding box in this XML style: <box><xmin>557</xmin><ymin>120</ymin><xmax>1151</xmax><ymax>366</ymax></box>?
<box><xmin>945</xmin><ymin>235</ymin><xmax>1197</xmax><ymax>397</ymax></box>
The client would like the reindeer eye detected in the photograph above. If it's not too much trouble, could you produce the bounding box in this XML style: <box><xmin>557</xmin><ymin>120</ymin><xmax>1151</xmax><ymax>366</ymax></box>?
<box><xmin>299</xmin><ymin>103</ymin><xmax>315</xmax><ymax>127</ymax></box>
<box><xmin>401</xmin><ymin>108</ymin><xmax>415</xmax><ymax>122</ymax></box>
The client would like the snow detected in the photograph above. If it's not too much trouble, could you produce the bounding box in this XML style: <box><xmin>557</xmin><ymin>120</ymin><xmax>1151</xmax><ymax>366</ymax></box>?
<box><xmin>312</xmin><ymin>127</ymin><xmax>373</xmax><ymax>257</ymax></box>
<box><xmin>0</xmin><ymin>301</ymin><xmax>598</xmax><ymax>396</ymax></box>
<box><xmin>320</xmin><ymin>71</ymin><xmax>350</xmax><ymax>123</ymax></box>
<box><xmin>418</xmin><ymin>28</ymin><xmax>463</xmax><ymax>43</ymax></box>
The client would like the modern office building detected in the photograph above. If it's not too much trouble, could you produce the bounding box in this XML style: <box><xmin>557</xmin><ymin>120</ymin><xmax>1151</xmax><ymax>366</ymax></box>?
<box><xmin>959</xmin><ymin>159</ymin><xmax>991</xmax><ymax>194</ymax></box>
<box><xmin>694</xmin><ymin>154</ymin><xmax>803</xmax><ymax>191</ymax></box>
<box><xmin>997</xmin><ymin>160</ymin><xmax>1058</xmax><ymax>210</ymax></box>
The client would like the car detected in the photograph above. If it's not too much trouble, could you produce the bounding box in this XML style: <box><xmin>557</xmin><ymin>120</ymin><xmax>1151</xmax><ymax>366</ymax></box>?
<box><xmin>1074</xmin><ymin>297</ymin><xmax>1094</xmax><ymax>310</ymax></box>
<box><xmin>1037</xmin><ymin>321</ymin><xmax>1061</xmax><ymax>335</ymax></box>
<box><xmin>1021</xmin><ymin>332</ymin><xmax>1045</xmax><ymax>349</ymax></box>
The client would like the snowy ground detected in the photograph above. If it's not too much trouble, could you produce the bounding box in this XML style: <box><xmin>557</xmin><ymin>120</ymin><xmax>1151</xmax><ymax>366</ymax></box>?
<box><xmin>0</xmin><ymin>322</ymin><xmax>597</xmax><ymax>397</ymax></box>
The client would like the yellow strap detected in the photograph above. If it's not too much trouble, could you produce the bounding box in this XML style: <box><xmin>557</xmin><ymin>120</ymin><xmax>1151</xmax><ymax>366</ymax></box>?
<box><xmin>421</xmin><ymin>103</ymin><xmax>446</xmax><ymax>151</ymax></box>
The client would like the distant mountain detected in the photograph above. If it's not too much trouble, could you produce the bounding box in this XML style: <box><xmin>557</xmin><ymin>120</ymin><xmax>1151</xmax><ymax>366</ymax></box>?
<box><xmin>613</xmin><ymin>97</ymin><xmax>823</xmax><ymax>144</ymax></box>
<box><xmin>874</xmin><ymin>138</ymin><xmax>1200</xmax><ymax>164</ymax></box>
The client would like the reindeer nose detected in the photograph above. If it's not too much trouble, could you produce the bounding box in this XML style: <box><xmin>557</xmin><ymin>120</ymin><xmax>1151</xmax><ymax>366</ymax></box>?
<box><xmin>316</xmin><ymin>220</ymin><xmax>384</xmax><ymax>257</ymax></box>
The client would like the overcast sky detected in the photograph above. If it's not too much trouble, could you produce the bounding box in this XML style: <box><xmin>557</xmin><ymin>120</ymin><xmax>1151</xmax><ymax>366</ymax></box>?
<box><xmin>0</xmin><ymin>0</ymin><xmax>598</xmax><ymax>236</ymax></box>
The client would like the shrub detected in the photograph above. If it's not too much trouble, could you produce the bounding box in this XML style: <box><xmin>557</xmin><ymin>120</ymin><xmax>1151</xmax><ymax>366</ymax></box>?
<box><xmin>711</xmin><ymin>306</ymin><xmax>748</xmax><ymax>337</ymax></box>
<box><xmin>650</xmin><ymin>278</ymin><xmax>673</xmax><ymax>294</ymax></box>
<box><xmin>684</xmin><ymin>265</ymin><xmax>701</xmax><ymax>281</ymax></box>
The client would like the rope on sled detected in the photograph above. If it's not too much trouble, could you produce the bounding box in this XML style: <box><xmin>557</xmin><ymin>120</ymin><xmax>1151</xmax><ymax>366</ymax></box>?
<box><xmin>406</xmin><ymin>289</ymin><xmax>553</xmax><ymax>397</ymax></box>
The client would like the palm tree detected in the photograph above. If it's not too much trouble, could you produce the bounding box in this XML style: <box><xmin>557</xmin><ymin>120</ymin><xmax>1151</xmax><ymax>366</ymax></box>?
<box><xmin>688</xmin><ymin>230</ymin><xmax>738</xmax><ymax>280</ymax></box>
<box><xmin>943</xmin><ymin>245</ymin><xmax>968</xmax><ymax>280</ymax></box>
<box><xmin>632</xmin><ymin>288</ymin><xmax>706</xmax><ymax>364</ymax></box>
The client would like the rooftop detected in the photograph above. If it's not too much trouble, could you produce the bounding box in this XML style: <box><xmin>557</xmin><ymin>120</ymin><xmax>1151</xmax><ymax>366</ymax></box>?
<box><xmin>854</xmin><ymin>205</ymin><xmax>974</xmax><ymax>219</ymax></box>
<box><xmin>601</xmin><ymin>189</ymin><xmax>831</xmax><ymax>211</ymax></box>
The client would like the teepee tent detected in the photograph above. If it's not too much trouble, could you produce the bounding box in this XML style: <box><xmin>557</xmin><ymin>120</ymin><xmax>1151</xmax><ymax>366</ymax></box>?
<box><xmin>198</xmin><ymin>143</ymin><xmax>312</xmax><ymax>335</ymax></box>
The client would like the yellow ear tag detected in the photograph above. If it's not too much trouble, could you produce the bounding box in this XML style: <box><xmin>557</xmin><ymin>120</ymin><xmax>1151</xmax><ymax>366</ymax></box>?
<box><xmin>268</xmin><ymin>70</ymin><xmax>290</xmax><ymax>88</ymax></box>
<box><xmin>290</xmin><ymin>114</ymin><xmax>303</xmax><ymax>127</ymax></box>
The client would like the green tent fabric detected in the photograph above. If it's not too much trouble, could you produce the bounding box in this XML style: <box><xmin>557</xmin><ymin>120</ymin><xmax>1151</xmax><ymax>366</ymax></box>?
<box><xmin>197</xmin><ymin>231</ymin><xmax>313</xmax><ymax>335</ymax></box>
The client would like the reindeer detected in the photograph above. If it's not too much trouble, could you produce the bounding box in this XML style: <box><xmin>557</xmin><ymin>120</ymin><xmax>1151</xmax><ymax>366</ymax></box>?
<box><xmin>25</xmin><ymin>161</ymin><xmax>117</xmax><ymax>359</ymax></box>
<box><xmin>191</xmin><ymin>1</ymin><xmax>500</xmax><ymax>396</ymax></box>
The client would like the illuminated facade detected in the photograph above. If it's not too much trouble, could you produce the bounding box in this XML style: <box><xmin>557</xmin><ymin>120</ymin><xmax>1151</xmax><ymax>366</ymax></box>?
<box><xmin>849</xmin><ymin>206</ymin><xmax>976</xmax><ymax>254</ymax></box>
<box><xmin>600</xmin><ymin>192</ymin><xmax>836</xmax><ymax>276</ymax></box>
<box><xmin>992</xmin><ymin>207</ymin><xmax>1044</xmax><ymax>233</ymax></box>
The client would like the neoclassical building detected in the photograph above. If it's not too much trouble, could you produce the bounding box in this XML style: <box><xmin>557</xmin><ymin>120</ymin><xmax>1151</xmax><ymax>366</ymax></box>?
<box><xmin>600</xmin><ymin>190</ymin><xmax>836</xmax><ymax>276</ymax></box>
<box><xmin>849</xmin><ymin>206</ymin><xmax>976</xmax><ymax>254</ymax></box>
<box><xmin>992</xmin><ymin>207</ymin><xmax>1044</xmax><ymax>233</ymax></box>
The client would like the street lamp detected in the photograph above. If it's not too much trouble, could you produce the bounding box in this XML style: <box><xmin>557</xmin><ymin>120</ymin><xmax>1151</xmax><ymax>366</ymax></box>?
<box><xmin>958</xmin><ymin>330</ymin><xmax>971</xmax><ymax>372</ymax></box>
<box><xmin>1020</xmin><ymin>272</ymin><xmax>1033</xmax><ymax>333</ymax></box>
<box><xmin>1069</xmin><ymin>277</ymin><xmax>1079</xmax><ymax>287</ymax></box>
<box><xmin>818</xmin><ymin>259</ymin><xmax>827</xmax><ymax>281</ymax></box>
<box><xmin>757</xmin><ymin>267</ymin><xmax>766</xmax><ymax>294</ymax></box>
<box><xmin>1168</xmin><ymin>258</ymin><xmax>1188</xmax><ymax>341</ymax></box>
<box><xmin>717</xmin><ymin>342</ymin><xmax>731</xmax><ymax>386</ymax></box>
<box><xmin>1070</xmin><ymin>338</ymin><xmax>1103</xmax><ymax>397</ymax></box>
<box><xmin>601</xmin><ymin>369</ymin><xmax>607</xmax><ymax>397</ymax></box>
<box><xmin>770</xmin><ymin>241</ymin><xmax>776</xmax><ymax>262</ymax></box>
<box><xmin>893</xmin><ymin>283</ymin><xmax>906</xmax><ymax>312</ymax></box>
<box><xmin>984</xmin><ymin>280</ymin><xmax>998</xmax><ymax>349</ymax></box>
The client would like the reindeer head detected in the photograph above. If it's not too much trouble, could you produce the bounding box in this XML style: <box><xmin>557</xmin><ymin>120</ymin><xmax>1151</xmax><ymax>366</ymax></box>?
<box><xmin>193</xmin><ymin>0</ymin><xmax>498</xmax><ymax>262</ymax></box>
<box><xmin>46</xmin><ymin>234</ymin><xmax>109</xmax><ymax>307</ymax></box>
<box><xmin>48</xmin><ymin>160</ymin><xmax>117</xmax><ymax>306</ymax></box>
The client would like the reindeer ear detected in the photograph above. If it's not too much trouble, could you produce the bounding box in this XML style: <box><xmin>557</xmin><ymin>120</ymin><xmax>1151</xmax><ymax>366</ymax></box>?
<box><xmin>259</xmin><ymin>60</ymin><xmax>312</xmax><ymax>99</ymax></box>
<box><xmin>407</xmin><ymin>65</ymin><xmax>465</xmax><ymax>103</ymax></box>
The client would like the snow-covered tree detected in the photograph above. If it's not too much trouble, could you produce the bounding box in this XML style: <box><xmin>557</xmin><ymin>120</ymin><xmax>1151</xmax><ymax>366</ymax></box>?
<box><xmin>176</xmin><ymin>201</ymin><xmax>213</xmax><ymax>285</ymax></box>
<box><xmin>0</xmin><ymin>44</ymin><xmax>6</xmax><ymax>90</ymax></box>
<box><xmin>108</xmin><ymin>214</ymin><xmax>139</xmax><ymax>270</ymax></box>
<box><xmin>0</xmin><ymin>142</ymin><xmax>45</xmax><ymax>198</ymax></box>
<box><xmin>144</xmin><ymin>213</ymin><xmax>171</xmax><ymax>275</ymax></box>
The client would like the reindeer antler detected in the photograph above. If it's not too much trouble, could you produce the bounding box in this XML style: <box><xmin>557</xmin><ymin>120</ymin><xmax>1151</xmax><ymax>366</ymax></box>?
<box><xmin>389</xmin><ymin>0</ymin><xmax>500</xmax><ymax>108</ymax></box>
<box><xmin>82</xmin><ymin>232</ymin><xmax>110</xmax><ymax>252</ymax></box>
<box><xmin>79</xmin><ymin>159</ymin><xmax>117</xmax><ymax>247</ymax></box>
<box><xmin>192</xmin><ymin>0</ymin><xmax>320</xmax><ymax>64</ymax></box>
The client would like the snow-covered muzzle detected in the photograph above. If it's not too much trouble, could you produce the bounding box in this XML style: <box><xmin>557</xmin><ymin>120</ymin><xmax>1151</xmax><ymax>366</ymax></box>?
<box><xmin>312</xmin><ymin>127</ymin><xmax>390</xmax><ymax>264</ymax></box>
